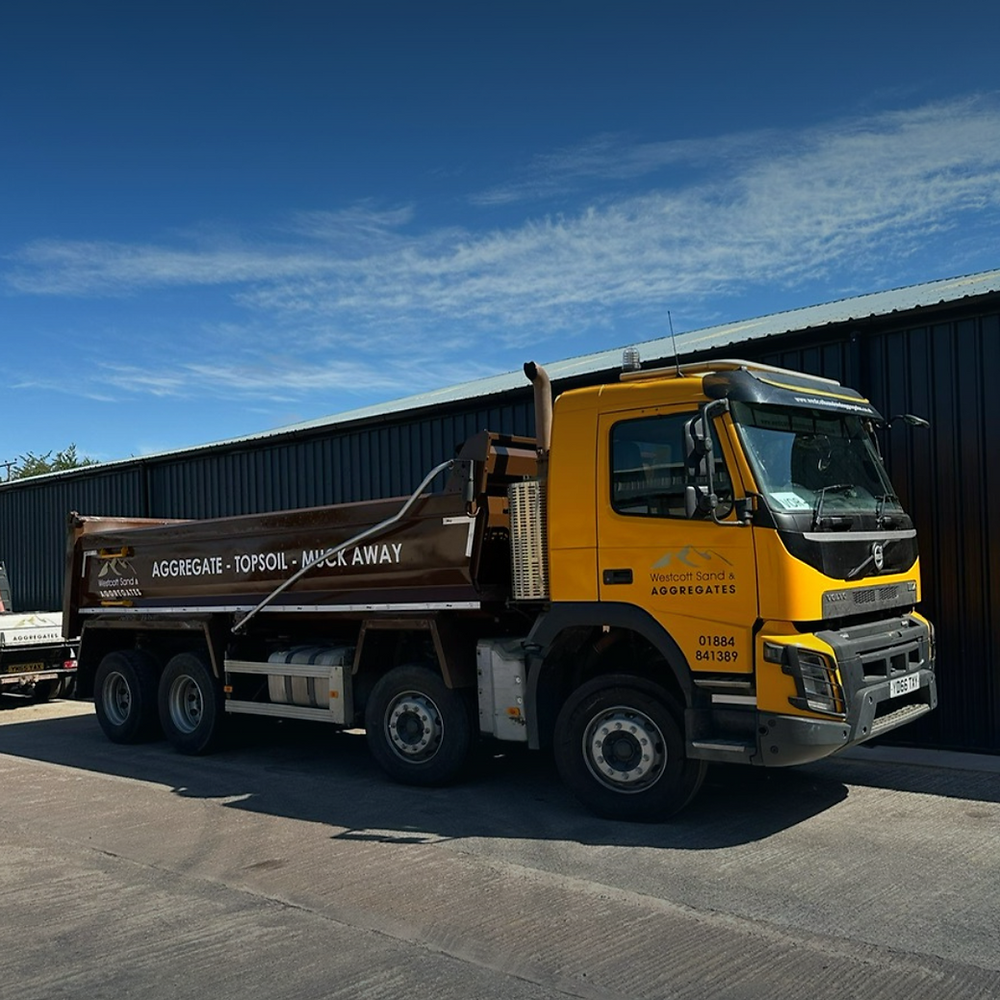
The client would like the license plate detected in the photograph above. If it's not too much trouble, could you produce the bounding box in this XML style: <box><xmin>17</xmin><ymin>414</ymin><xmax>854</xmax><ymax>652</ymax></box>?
<box><xmin>889</xmin><ymin>674</ymin><xmax>920</xmax><ymax>698</ymax></box>
<box><xmin>4</xmin><ymin>660</ymin><xmax>45</xmax><ymax>675</ymax></box>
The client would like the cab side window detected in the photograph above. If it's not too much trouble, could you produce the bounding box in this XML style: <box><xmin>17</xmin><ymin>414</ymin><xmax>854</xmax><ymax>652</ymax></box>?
<box><xmin>611</xmin><ymin>413</ymin><xmax>732</xmax><ymax>518</ymax></box>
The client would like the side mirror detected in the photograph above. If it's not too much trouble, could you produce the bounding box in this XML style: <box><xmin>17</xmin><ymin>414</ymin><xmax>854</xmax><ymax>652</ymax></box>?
<box><xmin>889</xmin><ymin>413</ymin><xmax>930</xmax><ymax>428</ymax></box>
<box><xmin>684</xmin><ymin>415</ymin><xmax>713</xmax><ymax>474</ymax></box>
<box><xmin>685</xmin><ymin>484</ymin><xmax>718</xmax><ymax>519</ymax></box>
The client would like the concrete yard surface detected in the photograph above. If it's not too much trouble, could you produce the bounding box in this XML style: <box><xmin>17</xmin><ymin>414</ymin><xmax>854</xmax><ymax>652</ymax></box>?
<box><xmin>1</xmin><ymin>697</ymin><xmax>998</xmax><ymax>1000</ymax></box>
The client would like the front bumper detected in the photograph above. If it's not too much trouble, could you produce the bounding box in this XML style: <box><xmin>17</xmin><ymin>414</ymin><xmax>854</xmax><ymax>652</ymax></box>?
<box><xmin>756</xmin><ymin>614</ymin><xmax>936</xmax><ymax>766</ymax></box>
<box><xmin>756</xmin><ymin>669</ymin><xmax>936</xmax><ymax>766</ymax></box>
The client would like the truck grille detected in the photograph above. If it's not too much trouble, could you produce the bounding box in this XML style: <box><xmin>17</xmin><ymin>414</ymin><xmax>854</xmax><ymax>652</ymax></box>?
<box><xmin>509</xmin><ymin>480</ymin><xmax>549</xmax><ymax>601</ymax></box>
<box><xmin>821</xmin><ymin>581</ymin><xmax>917</xmax><ymax>619</ymax></box>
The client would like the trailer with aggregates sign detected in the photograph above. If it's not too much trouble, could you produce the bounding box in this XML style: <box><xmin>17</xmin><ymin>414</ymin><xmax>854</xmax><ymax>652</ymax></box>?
<box><xmin>1</xmin><ymin>562</ymin><xmax>77</xmax><ymax>700</ymax></box>
<box><xmin>64</xmin><ymin>357</ymin><xmax>937</xmax><ymax>820</ymax></box>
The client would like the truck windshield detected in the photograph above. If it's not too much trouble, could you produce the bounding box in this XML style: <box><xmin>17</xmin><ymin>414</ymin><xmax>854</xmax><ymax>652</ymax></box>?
<box><xmin>730</xmin><ymin>400</ymin><xmax>897</xmax><ymax>517</ymax></box>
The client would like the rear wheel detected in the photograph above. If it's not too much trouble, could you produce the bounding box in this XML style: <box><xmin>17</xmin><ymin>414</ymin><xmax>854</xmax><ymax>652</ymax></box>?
<box><xmin>158</xmin><ymin>652</ymin><xmax>223</xmax><ymax>755</ymax></box>
<box><xmin>94</xmin><ymin>650</ymin><xmax>161</xmax><ymax>743</ymax></box>
<box><xmin>364</xmin><ymin>664</ymin><xmax>474</xmax><ymax>786</ymax></box>
<box><xmin>554</xmin><ymin>675</ymin><xmax>706</xmax><ymax>822</ymax></box>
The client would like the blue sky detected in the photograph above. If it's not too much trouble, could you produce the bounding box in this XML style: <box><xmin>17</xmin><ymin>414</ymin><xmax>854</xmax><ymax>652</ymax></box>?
<box><xmin>2</xmin><ymin>1</ymin><xmax>999</xmax><ymax>466</ymax></box>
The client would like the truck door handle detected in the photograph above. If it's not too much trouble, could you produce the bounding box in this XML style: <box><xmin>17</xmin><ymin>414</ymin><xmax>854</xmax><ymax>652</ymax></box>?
<box><xmin>603</xmin><ymin>568</ymin><xmax>633</xmax><ymax>585</ymax></box>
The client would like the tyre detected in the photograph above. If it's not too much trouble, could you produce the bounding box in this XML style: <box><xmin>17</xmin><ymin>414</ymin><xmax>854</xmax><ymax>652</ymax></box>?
<box><xmin>158</xmin><ymin>651</ymin><xmax>223</xmax><ymax>755</ymax></box>
<box><xmin>553</xmin><ymin>675</ymin><xmax>707</xmax><ymax>822</ymax></box>
<box><xmin>364</xmin><ymin>664</ymin><xmax>474</xmax><ymax>786</ymax></box>
<box><xmin>94</xmin><ymin>650</ymin><xmax>161</xmax><ymax>743</ymax></box>
<box><xmin>30</xmin><ymin>679</ymin><xmax>54</xmax><ymax>703</ymax></box>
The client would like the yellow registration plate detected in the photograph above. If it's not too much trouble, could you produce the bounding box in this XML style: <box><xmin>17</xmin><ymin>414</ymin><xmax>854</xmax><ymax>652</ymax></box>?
<box><xmin>4</xmin><ymin>661</ymin><xmax>46</xmax><ymax>675</ymax></box>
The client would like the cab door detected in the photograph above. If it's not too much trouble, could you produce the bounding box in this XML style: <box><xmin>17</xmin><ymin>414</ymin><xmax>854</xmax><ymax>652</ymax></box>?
<box><xmin>596</xmin><ymin>405</ymin><xmax>758</xmax><ymax>678</ymax></box>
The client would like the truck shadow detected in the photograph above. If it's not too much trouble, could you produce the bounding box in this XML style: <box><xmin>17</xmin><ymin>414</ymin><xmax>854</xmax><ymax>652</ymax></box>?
<box><xmin>3</xmin><ymin>706</ymin><xmax>992</xmax><ymax>849</ymax></box>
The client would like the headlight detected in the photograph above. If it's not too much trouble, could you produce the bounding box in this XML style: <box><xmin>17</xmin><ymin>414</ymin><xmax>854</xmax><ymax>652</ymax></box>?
<box><xmin>783</xmin><ymin>648</ymin><xmax>846</xmax><ymax>717</ymax></box>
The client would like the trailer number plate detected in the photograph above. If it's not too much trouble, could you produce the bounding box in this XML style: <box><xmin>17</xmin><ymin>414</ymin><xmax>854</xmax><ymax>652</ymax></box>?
<box><xmin>4</xmin><ymin>661</ymin><xmax>45</xmax><ymax>675</ymax></box>
<box><xmin>889</xmin><ymin>674</ymin><xmax>920</xmax><ymax>698</ymax></box>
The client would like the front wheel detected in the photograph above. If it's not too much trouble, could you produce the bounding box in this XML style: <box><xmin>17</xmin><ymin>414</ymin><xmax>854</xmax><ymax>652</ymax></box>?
<box><xmin>158</xmin><ymin>652</ymin><xmax>223</xmax><ymax>755</ymax></box>
<box><xmin>364</xmin><ymin>665</ymin><xmax>474</xmax><ymax>786</ymax></box>
<box><xmin>554</xmin><ymin>675</ymin><xmax>706</xmax><ymax>822</ymax></box>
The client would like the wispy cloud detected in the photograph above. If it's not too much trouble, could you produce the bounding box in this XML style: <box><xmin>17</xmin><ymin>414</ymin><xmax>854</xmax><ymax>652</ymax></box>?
<box><xmin>96</xmin><ymin>352</ymin><xmax>496</xmax><ymax>400</ymax></box>
<box><xmin>6</xmin><ymin>94</ymin><xmax>1000</xmax><ymax>405</ymax></box>
<box><xmin>6</xmin><ymin>238</ymin><xmax>332</xmax><ymax>296</ymax></box>
<box><xmin>468</xmin><ymin>129</ymin><xmax>777</xmax><ymax>206</ymax></box>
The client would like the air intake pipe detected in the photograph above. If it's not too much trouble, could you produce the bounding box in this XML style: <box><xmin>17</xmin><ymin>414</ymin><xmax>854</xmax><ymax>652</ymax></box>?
<box><xmin>523</xmin><ymin>361</ymin><xmax>552</xmax><ymax>483</ymax></box>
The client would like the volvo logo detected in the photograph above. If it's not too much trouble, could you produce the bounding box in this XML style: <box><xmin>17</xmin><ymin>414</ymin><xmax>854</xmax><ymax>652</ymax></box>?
<box><xmin>872</xmin><ymin>541</ymin><xmax>885</xmax><ymax>572</ymax></box>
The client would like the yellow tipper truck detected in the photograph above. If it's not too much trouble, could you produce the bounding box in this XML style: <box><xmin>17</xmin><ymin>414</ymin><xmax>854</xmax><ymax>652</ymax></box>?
<box><xmin>65</xmin><ymin>357</ymin><xmax>936</xmax><ymax>820</ymax></box>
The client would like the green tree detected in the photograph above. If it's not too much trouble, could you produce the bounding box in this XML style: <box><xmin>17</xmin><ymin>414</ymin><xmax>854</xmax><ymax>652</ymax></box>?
<box><xmin>9</xmin><ymin>444</ymin><xmax>98</xmax><ymax>479</ymax></box>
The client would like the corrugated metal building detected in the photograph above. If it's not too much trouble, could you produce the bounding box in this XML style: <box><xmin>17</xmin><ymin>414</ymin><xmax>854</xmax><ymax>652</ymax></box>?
<box><xmin>3</xmin><ymin>269</ymin><xmax>999</xmax><ymax>753</ymax></box>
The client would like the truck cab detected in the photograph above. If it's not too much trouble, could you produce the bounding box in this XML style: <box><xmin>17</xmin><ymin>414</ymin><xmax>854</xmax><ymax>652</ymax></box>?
<box><xmin>519</xmin><ymin>359</ymin><xmax>935</xmax><ymax>817</ymax></box>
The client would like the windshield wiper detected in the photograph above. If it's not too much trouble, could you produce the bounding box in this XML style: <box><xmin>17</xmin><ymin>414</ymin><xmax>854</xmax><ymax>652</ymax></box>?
<box><xmin>812</xmin><ymin>483</ymin><xmax>855</xmax><ymax>530</ymax></box>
